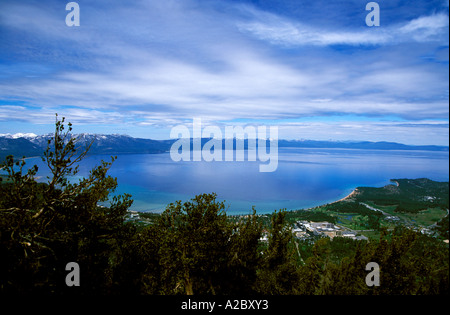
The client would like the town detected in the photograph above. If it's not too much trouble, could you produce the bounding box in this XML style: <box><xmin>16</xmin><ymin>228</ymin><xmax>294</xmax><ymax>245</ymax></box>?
<box><xmin>292</xmin><ymin>221</ymin><xmax>368</xmax><ymax>241</ymax></box>
<box><xmin>257</xmin><ymin>220</ymin><xmax>368</xmax><ymax>243</ymax></box>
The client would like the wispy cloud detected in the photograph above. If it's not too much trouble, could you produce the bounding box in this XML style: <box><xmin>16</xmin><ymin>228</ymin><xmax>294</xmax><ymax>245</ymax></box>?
<box><xmin>276</xmin><ymin>119</ymin><xmax>449</xmax><ymax>146</ymax></box>
<box><xmin>0</xmin><ymin>0</ymin><xmax>448</xmax><ymax>145</ymax></box>
<box><xmin>237</xmin><ymin>8</ymin><xmax>449</xmax><ymax>46</ymax></box>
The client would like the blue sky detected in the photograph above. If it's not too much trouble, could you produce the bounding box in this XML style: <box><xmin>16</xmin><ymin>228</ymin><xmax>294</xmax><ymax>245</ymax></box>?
<box><xmin>0</xmin><ymin>0</ymin><xmax>448</xmax><ymax>145</ymax></box>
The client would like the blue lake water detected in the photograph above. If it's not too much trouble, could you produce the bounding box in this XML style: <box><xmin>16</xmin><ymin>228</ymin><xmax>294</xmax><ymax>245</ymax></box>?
<box><xmin>24</xmin><ymin>148</ymin><xmax>449</xmax><ymax>215</ymax></box>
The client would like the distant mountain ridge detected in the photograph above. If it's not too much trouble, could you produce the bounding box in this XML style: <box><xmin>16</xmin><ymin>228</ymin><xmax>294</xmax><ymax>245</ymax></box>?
<box><xmin>277</xmin><ymin>139</ymin><xmax>448</xmax><ymax>151</ymax></box>
<box><xmin>0</xmin><ymin>133</ymin><xmax>175</xmax><ymax>160</ymax></box>
<box><xmin>0</xmin><ymin>133</ymin><xmax>448</xmax><ymax>160</ymax></box>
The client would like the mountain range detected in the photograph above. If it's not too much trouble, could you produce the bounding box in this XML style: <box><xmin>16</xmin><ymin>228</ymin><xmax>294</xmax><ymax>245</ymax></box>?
<box><xmin>0</xmin><ymin>133</ymin><xmax>448</xmax><ymax>160</ymax></box>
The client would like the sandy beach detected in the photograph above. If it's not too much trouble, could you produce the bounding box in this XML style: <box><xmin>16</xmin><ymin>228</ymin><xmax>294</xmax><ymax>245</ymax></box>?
<box><xmin>335</xmin><ymin>188</ymin><xmax>359</xmax><ymax>203</ymax></box>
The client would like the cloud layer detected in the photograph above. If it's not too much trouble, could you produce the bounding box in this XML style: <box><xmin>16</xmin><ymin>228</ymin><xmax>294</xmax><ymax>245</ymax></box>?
<box><xmin>0</xmin><ymin>0</ymin><xmax>448</xmax><ymax>145</ymax></box>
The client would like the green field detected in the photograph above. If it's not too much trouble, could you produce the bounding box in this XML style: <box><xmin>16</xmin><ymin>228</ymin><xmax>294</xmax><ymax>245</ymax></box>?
<box><xmin>285</xmin><ymin>178</ymin><xmax>449</xmax><ymax>239</ymax></box>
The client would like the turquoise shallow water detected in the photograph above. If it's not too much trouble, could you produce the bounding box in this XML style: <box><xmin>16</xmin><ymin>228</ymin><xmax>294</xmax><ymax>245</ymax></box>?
<box><xmin>22</xmin><ymin>148</ymin><xmax>449</xmax><ymax>215</ymax></box>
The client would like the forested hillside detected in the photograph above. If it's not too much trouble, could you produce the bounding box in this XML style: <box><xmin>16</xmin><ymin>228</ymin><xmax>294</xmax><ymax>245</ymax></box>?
<box><xmin>353</xmin><ymin>178</ymin><xmax>449</xmax><ymax>213</ymax></box>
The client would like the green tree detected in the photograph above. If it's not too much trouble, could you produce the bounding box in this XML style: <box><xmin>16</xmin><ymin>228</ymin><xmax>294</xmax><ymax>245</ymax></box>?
<box><xmin>368</xmin><ymin>214</ymin><xmax>381</xmax><ymax>230</ymax></box>
<box><xmin>433</xmin><ymin>214</ymin><xmax>449</xmax><ymax>239</ymax></box>
<box><xmin>0</xmin><ymin>115</ymin><xmax>133</xmax><ymax>294</ymax></box>
<box><xmin>155</xmin><ymin>193</ymin><xmax>232</xmax><ymax>295</ymax></box>
<box><xmin>256</xmin><ymin>210</ymin><xmax>300</xmax><ymax>294</ymax></box>
<box><xmin>226</xmin><ymin>207</ymin><xmax>263</xmax><ymax>294</ymax></box>
<box><xmin>126</xmin><ymin>200</ymin><xmax>264</xmax><ymax>295</ymax></box>
<box><xmin>297</xmin><ymin>237</ymin><xmax>333</xmax><ymax>294</ymax></box>
<box><xmin>111</xmin><ymin>221</ymin><xmax>163</xmax><ymax>294</ymax></box>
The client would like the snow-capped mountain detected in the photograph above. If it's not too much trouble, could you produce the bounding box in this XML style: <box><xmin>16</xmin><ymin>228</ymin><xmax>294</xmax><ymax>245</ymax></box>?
<box><xmin>0</xmin><ymin>133</ymin><xmax>448</xmax><ymax>161</ymax></box>
<box><xmin>0</xmin><ymin>136</ymin><xmax>42</xmax><ymax>159</ymax></box>
<box><xmin>0</xmin><ymin>133</ymin><xmax>175</xmax><ymax>160</ymax></box>
<box><xmin>0</xmin><ymin>133</ymin><xmax>38</xmax><ymax>139</ymax></box>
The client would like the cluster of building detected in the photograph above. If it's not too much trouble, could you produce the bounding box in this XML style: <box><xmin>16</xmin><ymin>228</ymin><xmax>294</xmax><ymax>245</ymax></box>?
<box><xmin>126</xmin><ymin>210</ymin><xmax>140</xmax><ymax>221</ymax></box>
<box><xmin>293</xmin><ymin>221</ymin><xmax>368</xmax><ymax>241</ymax></box>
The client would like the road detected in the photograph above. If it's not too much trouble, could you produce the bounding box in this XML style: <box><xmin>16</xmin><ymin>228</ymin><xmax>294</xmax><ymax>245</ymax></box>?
<box><xmin>360</xmin><ymin>203</ymin><xmax>390</xmax><ymax>216</ymax></box>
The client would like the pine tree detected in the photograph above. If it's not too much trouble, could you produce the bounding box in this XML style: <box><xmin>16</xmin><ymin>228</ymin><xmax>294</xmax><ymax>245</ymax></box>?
<box><xmin>154</xmin><ymin>193</ymin><xmax>232</xmax><ymax>294</ymax></box>
<box><xmin>256</xmin><ymin>210</ymin><xmax>300</xmax><ymax>294</ymax></box>
<box><xmin>0</xmin><ymin>114</ymin><xmax>134</xmax><ymax>294</ymax></box>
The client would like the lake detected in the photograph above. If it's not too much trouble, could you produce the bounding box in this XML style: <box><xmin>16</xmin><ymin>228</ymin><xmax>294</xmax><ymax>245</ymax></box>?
<box><xmin>25</xmin><ymin>148</ymin><xmax>449</xmax><ymax>215</ymax></box>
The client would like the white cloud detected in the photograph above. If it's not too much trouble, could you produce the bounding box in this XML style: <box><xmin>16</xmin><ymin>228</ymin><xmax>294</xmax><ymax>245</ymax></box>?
<box><xmin>276</xmin><ymin>119</ymin><xmax>449</xmax><ymax>146</ymax></box>
<box><xmin>0</xmin><ymin>0</ymin><xmax>448</xmax><ymax>145</ymax></box>
<box><xmin>237</xmin><ymin>8</ymin><xmax>448</xmax><ymax>46</ymax></box>
<box><xmin>400</xmin><ymin>13</ymin><xmax>449</xmax><ymax>33</ymax></box>
<box><xmin>238</xmin><ymin>20</ymin><xmax>391</xmax><ymax>46</ymax></box>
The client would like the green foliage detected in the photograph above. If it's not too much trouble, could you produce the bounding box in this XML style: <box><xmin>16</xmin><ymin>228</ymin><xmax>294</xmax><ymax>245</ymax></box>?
<box><xmin>120</xmin><ymin>196</ymin><xmax>264</xmax><ymax>295</ymax></box>
<box><xmin>158</xmin><ymin>193</ymin><xmax>232</xmax><ymax>295</ymax></box>
<box><xmin>0</xmin><ymin>117</ymin><xmax>448</xmax><ymax>295</ymax></box>
<box><xmin>326</xmin><ymin>200</ymin><xmax>383</xmax><ymax>217</ymax></box>
<box><xmin>295</xmin><ymin>227</ymin><xmax>449</xmax><ymax>295</ymax></box>
<box><xmin>255</xmin><ymin>210</ymin><xmax>301</xmax><ymax>294</ymax></box>
<box><xmin>226</xmin><ymin>207</ymin><xmax>264</xmax><ymax>294</ymax></box>
<box><xmin>0</xmin><ymin>115</ymin><xmax>134</xmax><ymax>294</ymax></box>
<box><xmin>354</xmin><ymin>179</ymin><xmax>449</xmax><ymax>213</ymax></box>
<box><xmin>285</xmin><ymin>209</ymin><xmax>337</xmax><ymax>224</ymax></box>
<box><xmin>433</xmin><ymin>214</ymin><xmax>449</xmax><ymax>239</ymax></box>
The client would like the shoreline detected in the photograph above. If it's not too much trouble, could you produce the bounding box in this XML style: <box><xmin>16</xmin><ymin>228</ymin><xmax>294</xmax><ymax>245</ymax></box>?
<box><xmin>135</xmin><ymin>188</ymin><xmax>363</xmax><ymax>216</ymax></box>
<box><xmin>334</xmin><ymin>188</ymin><xmax>359</xmax><ymax>203</ymax></box>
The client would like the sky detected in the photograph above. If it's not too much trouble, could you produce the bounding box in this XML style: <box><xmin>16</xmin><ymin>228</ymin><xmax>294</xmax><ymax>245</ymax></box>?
<box><xmin>0</xmin><ymin>0</ymin><xmax>448</xmax><ymax>145</ymax></box>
